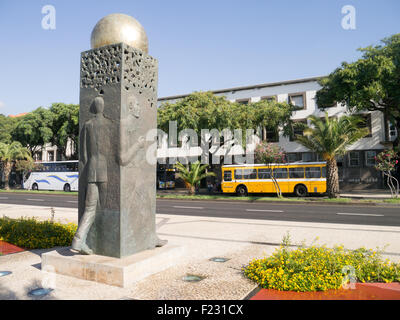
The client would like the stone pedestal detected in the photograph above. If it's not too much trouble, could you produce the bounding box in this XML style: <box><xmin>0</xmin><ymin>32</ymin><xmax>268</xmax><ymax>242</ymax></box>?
<box><xmin>78</xmin><ymin>43</ymin><xmax>159</xmax><ymax>258</ymax></box>
<box><xmin>41</xmin><ymin>245</ymin><xmax>184</xmax><ymax>288</ymax></box>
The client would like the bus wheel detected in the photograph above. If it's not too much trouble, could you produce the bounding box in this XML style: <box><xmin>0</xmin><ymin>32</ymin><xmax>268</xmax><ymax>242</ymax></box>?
<box><xmin>294</xmin><ymin>184</ymin><xmax>308</xmax><ymax>197</ymax></box>
<box><xmin>236</xmin><ymin>185</ymin><xmax>248</xmax><ymax>197</ymax></box>
<box><xmin>32</xmin><ymin>183</ymin><xmax>38</xmax><ymax>191</ymax></box>
<box><xmin>63</xmin><ymin>184</ymin><xmax>71</xmax><ymax>192</ymax></box>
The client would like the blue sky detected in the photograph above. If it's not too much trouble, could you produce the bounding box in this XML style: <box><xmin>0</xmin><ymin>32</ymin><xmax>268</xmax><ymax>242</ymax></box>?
<box><xmin>0</xmin><ymin>0</ymin><xmax>399</xmax><ymax>116</ymax></box>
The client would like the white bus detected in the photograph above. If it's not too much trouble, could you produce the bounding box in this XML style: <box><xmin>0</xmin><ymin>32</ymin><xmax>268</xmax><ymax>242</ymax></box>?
<box><xmin>23</xmin><ymin>161</ymin><xmax>79</xmax><ymax>192</ymax></box>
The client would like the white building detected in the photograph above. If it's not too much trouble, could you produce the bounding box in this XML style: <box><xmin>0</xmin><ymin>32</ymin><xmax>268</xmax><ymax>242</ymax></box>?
<box><xmin>157</xmin><ymin>76</ymin><xmax>398</xmax><ymax>190</ymax></box>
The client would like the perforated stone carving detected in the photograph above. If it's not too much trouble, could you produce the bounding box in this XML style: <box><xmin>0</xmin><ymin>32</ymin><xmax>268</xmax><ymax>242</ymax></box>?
<box><xmin>80</xmin><ymin>44</ymin><xmax>122</xmax><ymax>91</ymax></box>
<box><xmin>80</xmin><ymin>43</ymin><xmax>158</xmax><ymax>110</ymax></box>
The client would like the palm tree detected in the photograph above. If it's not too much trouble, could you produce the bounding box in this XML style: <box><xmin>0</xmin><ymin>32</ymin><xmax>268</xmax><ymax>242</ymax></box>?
<box><xmin>296</xmin><ymin>112</ymin><xmax>370</xmax><ymax>198</ymax></box>
<box><xmin>0</xmin><ymin>142</ymin><xmax>32</xmax><ymax>190</ymax></box>
<box><xmin>175</xmin><ymin>161</ymin><xmax>216</xmax><ymax>195</ymax></box>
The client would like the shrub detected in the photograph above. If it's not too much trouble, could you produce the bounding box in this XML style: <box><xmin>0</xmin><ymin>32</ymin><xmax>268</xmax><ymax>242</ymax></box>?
<box><xmin>0</xmin><ymin>217</ymin><xmax>77</xmax><ymax>249</ymax></box>
<box><xmin>243</xmin><ymin>235</ymin><xmax>400</xmax><ymax>292</ymax></box>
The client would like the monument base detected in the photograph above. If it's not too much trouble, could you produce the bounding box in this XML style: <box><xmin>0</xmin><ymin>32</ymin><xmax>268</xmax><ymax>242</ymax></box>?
<box><xmin>41</xmin><ymin>245</ymin><xmax>184</xmax><ymax>288</ymax></box>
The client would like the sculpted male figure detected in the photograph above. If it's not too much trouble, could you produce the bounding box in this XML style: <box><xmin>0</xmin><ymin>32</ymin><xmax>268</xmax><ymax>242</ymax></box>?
<box><xmin>118</xmin><ymin>95</ymin><xmax>168</xmax><ymax>248</ymax></box>
<box><xmin>72</xmin><ymin>96</ymin><xmax>109</xmax><ymax>255</ymax></box>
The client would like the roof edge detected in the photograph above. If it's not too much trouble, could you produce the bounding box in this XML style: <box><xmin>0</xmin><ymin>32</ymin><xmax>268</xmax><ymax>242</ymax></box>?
<box><xmin>158</xmin><ymin>76</ymin><xmax>326</xmax><ymax>102</ymax></box>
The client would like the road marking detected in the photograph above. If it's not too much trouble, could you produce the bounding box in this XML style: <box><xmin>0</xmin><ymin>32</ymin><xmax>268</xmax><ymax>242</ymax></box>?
<box><xmin>27</xmin><ymin>199</ymin><xmax>44</xmax><ymax>202</ymax></box>
<box><xmin>67</xmin><ymin>200</ymin><xmax>78</xmax><ymax>203</ymax></box>
<box><xmin>336</xmin><ymin>212</ymin><xmax>384</xmax><ymax>217</ymax></box>
<box><xmin>246</xmin><ymin>209</ymin><xmax>284</xmax><ymax>213</ymax></box>
<box><xmin>173</xmin><ymin>206</ymin><xmax>204</xmax><ymax>210</ymax></box>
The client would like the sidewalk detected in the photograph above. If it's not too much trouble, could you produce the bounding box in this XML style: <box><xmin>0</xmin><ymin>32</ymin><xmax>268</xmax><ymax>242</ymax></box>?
<box><xmin>0</xmin><ymin>203</ymin><xmax>399</xmax><ymax>300</ymax></box>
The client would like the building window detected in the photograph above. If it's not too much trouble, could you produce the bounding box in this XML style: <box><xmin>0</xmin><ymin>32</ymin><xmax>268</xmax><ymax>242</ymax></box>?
<box><xmin>290</xmin><ymin>119</ymin><xmax>307</xmax><ymax>141</ymax></box>
<box><xmin>33</xmin><ymin>152</ymin><xmax>42</xmax><ymax>161</ymax></box>
<box><xmin>287</xmin><ymin>153</ymin><xmax>299</xmax><ymax>163</ymax></box>
<box><xmin>260</xmin><ymin>95</ymin><xmax>277</xmax><ymax>102</ymax></box>
<box><xmin>288</xmin><ymin>92</ymin><xmax>306</xmax><ymax>109</ymax></box>
<box><xmin>348</xmin><ymin>151</ymin><xmax>360</xmax><ymax>167</ymax></box>
<box><xmin>48</xmin><ymin>151</ymin><xmax>54</xmax><ymax>162</ymax></box>
<box><xmin>359</xmin><ymin>114</ymin><xmax>372</xmax><ymax>137</ymax></box>
<box><xmin>365</xmin><ymin>151</ymin><xmax>376</xmax><ymax>167</ymax></box>
<box><xmin>316</xmin><ymin>153</ymin><xmax>324</xmax><ymax>162</ymax></box>
<box><xmin>336</xmin><ymin>155</ymin><xmax>344</xmax><ymax>167</ymax></box>
<box><xmin>302</xmin><ymin>152</ymin><xmax>313</xmax><ymax>162</ymax></box>
<box><xmin>389</xmin><ymin>122</ymin><xmax>397</xmax><ymax>140</ymax></box>
<box><xmin>265</xmin><ymin>127</ymin><xmax>279</xmax><ymax>142</ymax></box>
<box><xmin>236</xmin><ymin>98</ymin><xmax>250</xmax><ymax>105</ymax></box>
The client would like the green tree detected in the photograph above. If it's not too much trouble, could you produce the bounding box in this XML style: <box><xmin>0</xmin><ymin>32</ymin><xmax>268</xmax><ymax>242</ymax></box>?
<box><xmin>0</xmin><ymin>115</ymin><xmax>16</xmax><ymax>144</ymax></box>
<box><xmin>11</xmin><ymin>107</ymin><xmax>53</xmax><ymax>155</ymax></box>
<box><xmin>0</xmin><ymin>142</ymin><xmax>32</xmax><ymax>190</ymax></box>
<box><xmin>174</xmin><ymin>161</ymin><xmax>216</xmax><ymax>195</ymax></box>
<box><xmin>296</xmin><ymin>113</ymin><xmax>370</xmax><ymax>198</ymax></box>
<box><xmin>158</xmin><ymin>92</ymin><xmax>295</xmax><ymax>161</ymax></box>
<box><xmin>49</xmin><ymin>103</ymin><xmax>79</xmax><ymax>160</ymax></box>
<box><xmin>254</xmin><ymin>142</ymin><xmax>287</xmax><ymax>197</ymax></box>
<box><xmin>316</xmin><ymin>33</ymin><xmax>400</xmax><ymax>149</ymax></box>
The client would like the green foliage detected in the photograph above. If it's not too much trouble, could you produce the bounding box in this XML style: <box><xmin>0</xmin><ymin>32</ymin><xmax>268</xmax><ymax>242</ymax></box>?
<box><xmin>157</xmin><ymin>91</ymin><xmax>295</xmax><ymax>145</ymax></box>
<box><xmin>316</xmin><ymin>33</ymin><xmax>400</xmax><ymax>148</ymax></box>
<box><xmin>175</xmin><ymin>161</ymin><xmax>216</xmax><ymax>194</ymax></box>
<box><xmin>9</xmin><ymin>103</ymin><xmax>79</xmax><ymax>159</ymax></box>
<box><xmin>243</xmin><ymin>236</ymin><xmax>400</xmax><ymax>292</ymax></box>
<box><xmin>0</xmin><ymin>115</ymin><xmax>16</xmax><ymax>144</ymax></box>
<box><xmin>0</xmin><ymin>141</ymin><xmax>32</xmax><ymax>189</ymax></box>
<box><xmin>0</xmin><ymin>141</ymin><xmax>32</xmax><ymax>163</ymax></box>
<box><xmin>49</xmin><ymin>103</ymin><xmax>79</xmax><ymax>160</ymax></box>
<box><xmin>0</xmin><ymin>217</ymin><xmax>77</xmax><ymax>249</ymax></box>
<box><xmin>11</xmin><ymin>107</ymin><xmax>54</xmax><ymax>154</ymax></box>
<box><xmin>296</xmin><ymin>112</ymin><xmax>370</xmax><ymax>161</ymax></box>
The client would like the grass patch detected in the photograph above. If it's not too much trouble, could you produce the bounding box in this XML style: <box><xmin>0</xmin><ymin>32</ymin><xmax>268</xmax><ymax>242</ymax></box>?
<box><xmin>0</xmin><ymin>189</ymin><xmax>77</xmax><ymax>196</ymax></box>
<box><xmin>0</xmin><ymin>216</ymin><xmax>77</xmax><ymax>249</ymax></box>
<box><xmin>156</xmin><ymin>193</ymin><xmax>399</xmax><ymax>205</ymax></box>
<box><xmin>383</xmin><ymin>198</ymin><xmax>400</xmax><ymax>204</ymax></box>
<box><xmin>243</xmin><ymin>234</ymin><xmax>400</xmax><ymax>292</ymax></box>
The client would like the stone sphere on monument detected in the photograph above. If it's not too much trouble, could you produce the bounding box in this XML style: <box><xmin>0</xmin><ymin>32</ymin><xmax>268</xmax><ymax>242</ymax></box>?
<box><xmin>90</xmin><ymin>13</ymin><xmax>149</xmax><ymax>53</ymax></box>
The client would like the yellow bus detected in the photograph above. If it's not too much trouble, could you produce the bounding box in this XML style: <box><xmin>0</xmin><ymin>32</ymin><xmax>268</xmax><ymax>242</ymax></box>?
<box><xmin>221</xmin><ymin>162</ymin><xmax>327</xmax><ymax>197</ymax></box>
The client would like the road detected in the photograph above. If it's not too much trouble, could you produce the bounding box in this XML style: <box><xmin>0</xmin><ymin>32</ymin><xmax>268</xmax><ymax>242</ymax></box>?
<box><xmin>0</xmin><ymin>192</ymin><xmax>399</xmax><ymax>227</ymax></box>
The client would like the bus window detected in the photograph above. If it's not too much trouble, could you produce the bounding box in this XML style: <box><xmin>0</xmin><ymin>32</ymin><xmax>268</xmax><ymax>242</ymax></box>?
<box><xmin>289</xmin><ymin>167</ymin><xmax>305</xmax><ymax>178</ymax></box>
<box><xmin>273</xmin><ymin>168</ymin><xmax>288</xmax><ymax>179</ymax></box>
<box><xmin>258</xmin><ymin>168</ymin><xmax>271</xmax><ymax>179</ymax></box>
<box><xmin>321</xmin><ymin>166</ymin><xmax>326</xmax><ymax>178</ymax></box>
<box><xmin>234</xmin><ymin>169</ymin><xmax>243</xmax><ymax>180</ymax></box>
<box><xmin>223</xmin><ymin>171</ymin><xmax>232</xmax><ymax>182</ymax></box>
<box><xmin>243</xmin><ymin>169</ymin><xmax>257</xmax><ymax>179</ymax></box>
<box><xmin>306</xmin><ymin>167</ymin><xmax>321</xmax><ymax>178</ymax></box>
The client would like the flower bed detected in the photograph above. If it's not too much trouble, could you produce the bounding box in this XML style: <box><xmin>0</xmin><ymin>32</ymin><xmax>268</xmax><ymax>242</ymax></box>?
<box><xmin>243</xmin><ymin>235</ymin><xmax>400</xmax><ymax>292</ymax></box>
<box><xmin>0</xmin><ymin>217</ymin><xmax>77</xmax><ymax>249</ymax></box>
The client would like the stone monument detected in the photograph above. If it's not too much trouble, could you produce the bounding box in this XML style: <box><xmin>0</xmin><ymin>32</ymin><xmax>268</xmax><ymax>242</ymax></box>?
<box><xmin>41</xmin><ymin>13</ymin><xmax>182</xmax><ymax>287</ymax></box>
